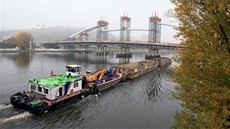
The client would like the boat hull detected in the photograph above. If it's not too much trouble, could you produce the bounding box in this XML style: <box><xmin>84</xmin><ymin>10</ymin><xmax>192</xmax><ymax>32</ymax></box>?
<box><xmin>10</xmin><ymin>90</ymin><xmax>90</xmax><ymax>115</ymax></box>
<box><xmin>97</xmin><ymin>76</ymin><xmax>122</xmax><ymax>91</ymax></box>
<box><xmin>88</xmin><ymin>75</ymin><xmax>124</xmax><ymax>94</ymax></box>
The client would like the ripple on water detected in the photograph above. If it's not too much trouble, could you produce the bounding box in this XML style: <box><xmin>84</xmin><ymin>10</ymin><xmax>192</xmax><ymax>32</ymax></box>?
<box><xmin>0</xmin><ymin>112</ymin><xmax>32</xmax><ymax>127</ymax></box>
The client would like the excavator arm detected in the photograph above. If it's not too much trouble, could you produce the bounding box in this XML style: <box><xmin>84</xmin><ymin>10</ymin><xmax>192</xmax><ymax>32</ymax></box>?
<box><xmin>85</xmin><ymin>69</ymin><xmax>106</xmax><ymax>82</ymax></box>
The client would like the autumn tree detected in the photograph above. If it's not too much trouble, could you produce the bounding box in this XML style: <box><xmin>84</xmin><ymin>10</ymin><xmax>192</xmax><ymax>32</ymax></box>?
<box><xmin>171</xmin><ymin>0</ymin><xmax>230</xmax><ymax>128</ymax></box>
<box><xmin>15</xmin><ymin>32</ymin><xmax>33</xmax><ymax>50</ymax></box>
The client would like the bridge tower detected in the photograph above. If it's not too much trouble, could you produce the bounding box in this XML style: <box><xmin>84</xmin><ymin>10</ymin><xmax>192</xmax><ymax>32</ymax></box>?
<box><xmin>120</xmin><ymin>15</ymin><xmax>131</xmax><ymax>41</ymax></box>
<box><xmin>96</xmin><ymin>20</ymin><xmax>109</xmax><ymax>41</ymax></box>
<box><xmin>148</xmin><ymin>15</ymin><xmax>161</xmax><ymax>43</ymax></box>
<box><xmin>79</xmin><ymin>33</ymin><xmax>89</xmax><ymax>41</ymax></box>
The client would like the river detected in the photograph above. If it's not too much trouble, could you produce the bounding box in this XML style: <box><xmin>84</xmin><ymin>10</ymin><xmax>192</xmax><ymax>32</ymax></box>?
<box><xmin>0</xmin><ymin>50</ymin><xmax>181</xmax><ymax>129</ymax></box>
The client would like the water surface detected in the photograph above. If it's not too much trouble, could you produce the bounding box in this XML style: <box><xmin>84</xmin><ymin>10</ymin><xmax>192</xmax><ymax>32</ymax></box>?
<box><xmin>0</xmin><ymin>50</ymin><xmax>180</xmax><ymax>129</ymax></box>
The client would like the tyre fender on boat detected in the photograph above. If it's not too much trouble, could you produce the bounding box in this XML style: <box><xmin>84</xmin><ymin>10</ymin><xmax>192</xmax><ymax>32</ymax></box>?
<box><xmin>42</xmin><ymin>103</ymin><xmax>49</xmax><ymax>114</ymax></box>
<box><xmin>10</xmin><ymin>92</ymin><xmax>23</xmax><ymax>107</ymax></box>
<box><xmin>92</xmin><ymin>84</ymin><xmax>98</xmax><ymax>94</ymax></box>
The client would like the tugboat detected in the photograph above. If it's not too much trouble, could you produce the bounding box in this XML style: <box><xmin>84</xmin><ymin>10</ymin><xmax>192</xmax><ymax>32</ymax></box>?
<box><xmin>10</xmin><ymin>65</ymin><xmax>89</xmax><ymax>115</ymax></box>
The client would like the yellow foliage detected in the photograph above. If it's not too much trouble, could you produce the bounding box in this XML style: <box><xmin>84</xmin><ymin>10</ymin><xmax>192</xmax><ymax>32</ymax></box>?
<box><xmin>171</xmin><ymin>0</ymin><xmax>230</xmax><ymax>128</ymax></box>
<box><xmin>15</xmin><ymin>32</ymin><xmax>33</xmax><ymax>50</ymax></box>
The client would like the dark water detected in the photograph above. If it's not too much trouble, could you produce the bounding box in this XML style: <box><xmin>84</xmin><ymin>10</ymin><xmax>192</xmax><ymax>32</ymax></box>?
<box><xmin>0</xmin><ymin>50</ymin><xmax>181</xmax><ymax>129</ymax></box>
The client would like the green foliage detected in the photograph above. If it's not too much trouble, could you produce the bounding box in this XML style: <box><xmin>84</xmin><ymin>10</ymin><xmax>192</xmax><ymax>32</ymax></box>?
<box><xmin>15</xmin><ymin>32</ymin><xmax>33</xmax><ymax>50</ymax></box>
<box><xmin>171</xmin><ymin>0</ymin><xmax>230</xmax><ymax>128</ymax></box>
<box><xmin>0</xmin><ymin>37</ymin><xmax>17</xmax><ymax>48</ymax></box>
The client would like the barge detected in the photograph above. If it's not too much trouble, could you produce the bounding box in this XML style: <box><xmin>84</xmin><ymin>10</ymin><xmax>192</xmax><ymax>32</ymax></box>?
<box><xmin>113</xmin><ymin>57</ymin><xmax>172</xmax><ymax>80</ymax></box>
<box><xmin>83</xmin><ymin>67</ymin><xmax>127</xmax><ymax>94</ymax></box>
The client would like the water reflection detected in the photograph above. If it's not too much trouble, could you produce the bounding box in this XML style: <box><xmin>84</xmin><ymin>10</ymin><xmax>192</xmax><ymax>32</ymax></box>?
<box><xmin>118</xmin><ymin>57</ymin><xmax>130</xmax><ymax>64</ymax></box>
<box><xmin>6</xmin><ymin>53</ymin><xmax>33</xmax><ymax>68</ymax></box>
<box><xmin>42</xmin><ymin>52</ymin><xmax>111</xmax><ymax>65</ymax></box>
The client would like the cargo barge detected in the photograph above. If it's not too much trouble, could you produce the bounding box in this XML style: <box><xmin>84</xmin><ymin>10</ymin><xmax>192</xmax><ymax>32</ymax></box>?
<box><xmin>113</xmin><ymin>57</ymin><xmax>171</xmax><ymax>80</ymax></box>
<box><xmin>84</xmin><ymin>68</ymin><xmax>127</xmax><ymax>93</ymax></box>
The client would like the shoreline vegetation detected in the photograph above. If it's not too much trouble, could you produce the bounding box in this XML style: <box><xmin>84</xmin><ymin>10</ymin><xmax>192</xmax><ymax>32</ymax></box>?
<box><xmin>171</xmin><ymin>0</ymin><xmax>229</xmax><ymax>128</ymax></box>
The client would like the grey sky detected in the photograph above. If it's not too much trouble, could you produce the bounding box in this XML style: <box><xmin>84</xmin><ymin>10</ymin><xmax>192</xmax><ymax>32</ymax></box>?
<box><xmin>0</xmin><ymin>0</ymin><xmax>179</xmax><ymax>43</ymax></box>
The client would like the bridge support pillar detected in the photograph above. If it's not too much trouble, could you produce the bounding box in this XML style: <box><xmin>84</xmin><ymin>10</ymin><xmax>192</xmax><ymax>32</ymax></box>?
<box><xmin>61</xmin><ymin>44</ymin><xmax>75</xmax><ymax>49</ymax></box>
<box><xmin>96</xmin><ymin>45</ymin><xmax>109</xmax><ymax>56</ymax></box>
<box><xmin>79</xmin><ymin>45</ymin><xmax>89</xmax><ymax>54</ymax></box>
<box><xmin>116</xmin><ymin>46</ymin><xmax>132</xmax><ymax>58</ymax></box>
<box><xmin>145</xmin><ymin>47</ymin><xmax>160</xmax><ymax>60</ymax></box>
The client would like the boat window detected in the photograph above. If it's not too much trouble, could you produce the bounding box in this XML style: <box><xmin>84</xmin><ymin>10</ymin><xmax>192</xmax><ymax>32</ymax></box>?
<box><xmin>72</xmin><ymin>67</ymin><xmax>76</xmax><ymax>72</ymax></box>
<box><xmin>38</xmin><ymin>86</ymin><xmax>42</xmax><ymax>92</ymax></box>
<box><xmin>74</xmin><ymin>82</ymin><xmax>78</xmax><ymax>88</ymax></box>
<box><xmin>44</xmin><ymin>88</ymin><xmax>48</xmax><ymax>94</ymax></box>
<box><xmin>59</xmin><ymin>87</ymin><xmax>63</xmax><ymax>96</ymax></box>
<box><xmin>66</xmin><ymin>66</ymin><xmax>72</xmax><ymax>72</ymax></box>
<box><xmin>66</xmin><ymin>66</ymin><xmax>80</xmax><ymax>73</ymax></box>
<box><xmin>31</xmin><ymin>85</ymin><xmax>36</xmax><ymax>90</ymax></box>
<box><xmin>77</xmin><ymin>67</ymin><xmax>80</xmax><ymax>72</ymax></box>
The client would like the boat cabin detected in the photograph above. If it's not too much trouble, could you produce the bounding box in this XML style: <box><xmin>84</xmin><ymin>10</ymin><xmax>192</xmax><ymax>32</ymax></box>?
<box><xmin>66</xmin><ymin>65</ymin><xmax>82</xmax><ymax>77</ymax></box>
<box><xmin>83</xmin><ymin>70</ymin><xmax>93</xmax><ymax>76</ymax></box>
<box><xmin>28</xmin><ymin>74</ymin><xmax>83</xmax><ymax>100</ymax></box>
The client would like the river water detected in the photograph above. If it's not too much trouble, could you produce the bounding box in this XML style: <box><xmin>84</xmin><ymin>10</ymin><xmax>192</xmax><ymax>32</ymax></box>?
<box><xmin>0</xmin><ymin>50</ymin><xmax>181</xmax><ymax>129</ymax></box>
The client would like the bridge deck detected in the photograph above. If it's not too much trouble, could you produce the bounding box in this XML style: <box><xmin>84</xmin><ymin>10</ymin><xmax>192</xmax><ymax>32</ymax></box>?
<box><xmin>44</xmin><ymin>40</ymin><xmax>183</xmax><ymax>48</ymax></box>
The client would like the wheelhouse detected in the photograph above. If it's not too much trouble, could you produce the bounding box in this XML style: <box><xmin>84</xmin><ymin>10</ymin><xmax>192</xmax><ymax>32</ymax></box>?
<box><xmin>66</xmin><ymin>64</ymin><xmax>82</xmax><ymax>77</ymax></box>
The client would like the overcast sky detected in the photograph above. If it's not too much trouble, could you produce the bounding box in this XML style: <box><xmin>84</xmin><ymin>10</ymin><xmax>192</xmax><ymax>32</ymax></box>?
<box><xmin>0</xmin><ymin>0</ymin><xmax>179</xmax><ymax>43</ymax></box>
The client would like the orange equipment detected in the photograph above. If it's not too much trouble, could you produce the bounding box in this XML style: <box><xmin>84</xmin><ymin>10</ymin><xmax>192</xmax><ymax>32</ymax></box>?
<box><xmin>84</xmin><ymin>69</ymin><xmax>106</xmax><ymax>82</ymax></box>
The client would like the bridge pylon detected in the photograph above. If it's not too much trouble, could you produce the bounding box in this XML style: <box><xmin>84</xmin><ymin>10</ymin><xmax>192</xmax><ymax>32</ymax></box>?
<box><xmin>79</xmin><ymin>33</ymin><xmax>89</xmax><ymax>41</ymax></box>
<box><xmin>148</xmin><ymin>14</ymin><xmax>161</xmax><ymax>43</ymax></box>
<box><xmin>96</xmin><ymin>20</ymin><xmax>109</xmax><ymax>41</ymax></box>
<box><xmin>120</xmin><ymin>15</ymin><xmax>131</xmax><ymax>41</ymax></box>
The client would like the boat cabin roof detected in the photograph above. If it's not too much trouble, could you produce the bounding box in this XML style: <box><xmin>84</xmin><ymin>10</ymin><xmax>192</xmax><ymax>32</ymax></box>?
<box><xmin>29</xmin><ymin>74</ymin><xmax>81</xmax><ymax>88</ymax></box>
<box><xmin>66</xmin><ymin>64</ymin><xmax>82</xmax><ymax>68</ymax></box>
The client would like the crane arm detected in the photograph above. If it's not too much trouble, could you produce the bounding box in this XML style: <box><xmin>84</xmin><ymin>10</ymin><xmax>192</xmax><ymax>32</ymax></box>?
<box><xmin>85</xmin><ymin>69</ymin><xmax>106</xmax><ymax>82</ymax></box>
<box><xmin>98</xmin><ymin>69</ymin><xmax>106</xmax><ymax>80</ymax></box>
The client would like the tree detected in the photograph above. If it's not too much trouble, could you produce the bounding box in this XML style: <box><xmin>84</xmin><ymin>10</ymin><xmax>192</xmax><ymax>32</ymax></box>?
<box><xmin>3</xmin><ymin>37</ymin><xmax>17</xmax><ymax>45</ymax></box>
<box><xmin>171</xmin><ymin>0</ymin><xmax>230</xmax><ymax>128</ymax></box>
<box><xmin>0</xmin><ymin>37</ymin><xmax>17</xmax><ymax>48</ymax></box>
<box><xmin>15</xmin><ymin>32</ymin><xmax>33</xmax><ymax>50</ymax></box>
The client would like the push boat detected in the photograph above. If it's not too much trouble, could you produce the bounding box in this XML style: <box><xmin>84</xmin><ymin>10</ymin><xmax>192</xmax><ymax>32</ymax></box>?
<box><xmin>10</xmin><ymin>65</ymin><xmax>127</xmax><ymax>115</ymax></box>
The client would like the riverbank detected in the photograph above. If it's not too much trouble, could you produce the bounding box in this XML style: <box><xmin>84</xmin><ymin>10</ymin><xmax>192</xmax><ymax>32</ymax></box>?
<box><xmin>0</xmin><ymin>48</ymin><xmax>89</xmax><ymax>53</ymax></box>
